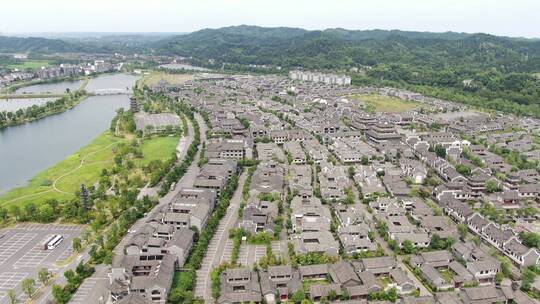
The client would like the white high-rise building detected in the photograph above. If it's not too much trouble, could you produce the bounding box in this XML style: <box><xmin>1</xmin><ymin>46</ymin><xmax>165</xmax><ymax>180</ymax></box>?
<box><xmin>289</xmin><ymin>70</ymin><xmax>351</xmax><ymax>86</ymax></box>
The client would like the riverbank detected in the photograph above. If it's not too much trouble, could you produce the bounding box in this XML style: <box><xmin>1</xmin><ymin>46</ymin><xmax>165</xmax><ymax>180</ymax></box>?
<box><xmin>0</xmin><ymin>131</ymin><xmax>179</xmax><ymax>208</ymax></box>
<box><xmin>3</xmin><ymin>75</ymin><xmax>85</xmax><ymax>94</ymax></box>
<box><xmin>1</xmin><ymin>71</ymin><xmax>118</xmax><ymax>94</ymax></box>
<box><xmin>136</xmin><ymin>71</ymin><xmax>194</xmax><ymax>89</ymax></box>
<box><xmin>0</xmin><ymin>90</ymin><xmax>88</xmax><ymax>128</ymax></box>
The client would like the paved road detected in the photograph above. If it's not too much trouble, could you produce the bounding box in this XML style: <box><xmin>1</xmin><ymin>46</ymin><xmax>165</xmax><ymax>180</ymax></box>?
<box><xmin>397</xmin><ymin>256</ymin><xmax>431</xmax><ymax>297</ymax></box>
<box><xmin>354</xmin><ymin>199</ymin><xmax>394</xmax><ymax>257</ymax></box>
<box><xmin>194</xmin><ymin>172</ymin><xmax>248</xmax><ymax>301</ymax></box>
<box><xmin>35</xmin><ymin>246</ymin><xmax>90</xmax><ymax>304</ymax></box>
<box><xmin>58</xmin><ymin>113</ymin><xmax>205</xmax><ymax>304</ymax></box>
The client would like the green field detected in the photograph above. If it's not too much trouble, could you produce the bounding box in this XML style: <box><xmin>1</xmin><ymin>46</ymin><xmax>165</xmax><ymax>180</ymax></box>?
<box><xmin>6</xmin><ymin>60</ymin><xmax>51</xmax><ymax>70</ymax></box>
<box><xmin>137</xmin><ymin>72</ymin><xmax>193</xmax><ymax>89</ymax></box>
<box><xmin>351</xmin><ymin>94</ymin><xmax>420</xmax><ymax>113</ymax></box>
<box><xmin>0</xmin><ymin>132</ymin><xmax>179</xmax><ymax>208</ymax></box>
<box><xmin>138</xmin><ymin>136</ymin><xmax>179</xmax><ymax>166</ymax></box>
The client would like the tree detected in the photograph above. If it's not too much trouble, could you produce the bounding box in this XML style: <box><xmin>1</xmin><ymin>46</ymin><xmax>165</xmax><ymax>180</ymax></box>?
<box><xmin>456</xmin><ymin>164</ymin><xmax>471</xmax><ymax>176</ymax></box>
<box><xmin>38</xmin><ymin>204</ymin><xmax>55</xmax><ymax>222</ymax></box>
<box><xmin>345</xmin><ymin>187</ymin><xmax>355</xmax><ymax>205</ymax></box>
<box><xmin>361</xmin><ymin>156</ymin><xmax>370</xmax><ymax>165</ymax></box>
<box><xmin>72</xmin><ymin>237</ymin><xmax>82</xmax><ymax>253</ymax></box>
<box><xmin>429</xmin><ymin>234</ymin><xmax>446</xmax><ymax>250</ymax></box>
<box><xmin>386</xmin><ymin>288</ymin><xmax>398</xmax><ymax>302</ymax></box>
<box><xmin>80</xmin><ymin>184</ymin><xmax>90</xmax><ymax>210</ymax></box>
<box><xmin>52</xmin><ymin>284</ymin><xmax>68</xmax><ymax>304</ymax></box>
<box><xmin>9</xmin><ymin>205</ymin><xmax>21</xmax><ymax>221</ymax></box>
<box><xmin>458</xmin><ymin>223</ymin><xmax>468</xmax><ymax>241</ymax></box>
<box><xmin>486</xmin><ymin>180</ymin><xmax>501</xmax><ymax>193</ymax></box>
<box><xmin>7</xmin><ymin>289</ymin><xmax>16</xmax><ymax>304</ymax></box>
<box><xmin>0</xmin><ymin>207</ymin><xmax>8</xmax><ymax>222</ymax></box>
<box><xmin>291</xmin><ymin>289</ymin><xmax>306</xmax><ymax>303</ymax></box>
<box><xmin>499</xmin><ymin>256</ymin><xmax>512</xmax><ymax>278</ymax></box>
<box><xmin>402</xmin><ymin>240</ymin><xmax>415</xmax><ymax>254</ymax></box>
<box><xmin>38</xmin><ymin>268</ymin><xmax>50</xmax><ymax>286</ymax></box>
<box><xmin>328</xmin><ymin>290</ymin><xmax>338</xmax><ymax>301</ymax></box>
<box><xmin>347</xmin><ymin>166</ymin><xmax>356</xmax><ymax>178</ymax></box>
<box><xmin>434</xmin><ymin>145</ymin><xmax>446</xmax><ymax>158</ymax></box>
<box><xmin>21</xmin><ymin>278</ymin><xmax>35</xmax><ymax>299</ymax></box>
<box><xmin>520</xmin><ymin>231</ymin><xmax>540</xmax><ymax>249</ymax></box>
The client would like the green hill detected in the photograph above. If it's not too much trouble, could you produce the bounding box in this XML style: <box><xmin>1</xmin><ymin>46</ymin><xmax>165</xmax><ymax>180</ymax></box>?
<box><xmin>158</xmin><ymin>25</ymin><xmax>540</xmax><ymax>116</ymax></box>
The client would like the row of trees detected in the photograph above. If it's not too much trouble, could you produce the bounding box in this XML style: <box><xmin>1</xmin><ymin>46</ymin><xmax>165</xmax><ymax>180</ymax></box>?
<box><xmin>168</xmin><ymin>173</ymin><xmax>240</xmax><ymax>303</ymax></box>
<box><xmin>0</xmin><ymin>90</ymin><xmax>87</xmax><ymax>128</ymax></box>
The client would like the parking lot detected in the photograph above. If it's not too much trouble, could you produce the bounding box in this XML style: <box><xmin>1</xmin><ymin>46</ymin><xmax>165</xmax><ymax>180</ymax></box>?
<box><xmin>0</xmin><ymin>224</ymin><xmax>82</xmax><ymax>303</ymax></box>
<box><xmin>69</xmin><ymin>277</ymin><xmax>108</xmax><ymax>304</ymax></box>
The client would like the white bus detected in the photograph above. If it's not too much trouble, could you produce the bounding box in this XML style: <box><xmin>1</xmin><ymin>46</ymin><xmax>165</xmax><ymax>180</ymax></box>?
<box><xmin>45</xmin><ymin>235</ymin><xmax>64</xmax><ymax>250</ymax></box>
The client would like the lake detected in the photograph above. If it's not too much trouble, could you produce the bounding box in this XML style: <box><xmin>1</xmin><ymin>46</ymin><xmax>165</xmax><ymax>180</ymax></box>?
<box><xmin>0</xmin><ymin>73</ymin><xmax>138</xmax><ymax>194</ymax></box>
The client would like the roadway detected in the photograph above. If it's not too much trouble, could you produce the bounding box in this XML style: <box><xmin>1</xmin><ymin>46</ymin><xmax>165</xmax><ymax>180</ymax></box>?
<box><xmin>194</xmin><ymin>171</ymin><xmax>247</xmax><ymax>301</ymax></box>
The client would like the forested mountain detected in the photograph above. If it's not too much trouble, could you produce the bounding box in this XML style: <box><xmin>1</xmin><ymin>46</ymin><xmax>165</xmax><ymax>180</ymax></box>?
<box><xmin>2</xmin><ymin>25</ymin><xmax>540</xmax><ymax>116</ymax></box>
<box><xmin>0</xmin><ymin>34</ymin><xmax>159</xmax><ymax>54</ymax></box>
<box><xmin>0</xmin><ymin>36</ymin><xmax>79</xmax><ymax>53</ymax></box>
<box><xmin>159</xmin><ymin>25</ymin><xmax>540</xmax><ymax>117</ymax></box>
<box><xmin>158</xmin><ymin>25</ymin><xmax>540</xmax><ymax>71</ymax></box>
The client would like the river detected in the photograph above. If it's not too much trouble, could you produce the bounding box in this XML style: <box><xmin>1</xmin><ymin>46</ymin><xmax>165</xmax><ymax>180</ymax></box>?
<box><xmin>0</xmin><ymin>73</ymin><xmax>138</xmax><ymax>194</ymax></box>
<box><xmin>14</xmin><ymin>80</ymin><xmax>83</xmax><ymax>95</ymax></box>
<box><xmin>0</xmin><ymin>98</ymin><xmax>57</xmax><ymax>112</ymax></box>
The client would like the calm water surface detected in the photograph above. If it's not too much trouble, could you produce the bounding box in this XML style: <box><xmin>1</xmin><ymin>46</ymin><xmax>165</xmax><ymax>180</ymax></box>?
<box><xmin>0</xmin><ymin>73</ymin><xmax>138</xmax><ymax>193</ymax></box>
<box><xmin>0</xmin><ymin>98</ymin><xmax>57</xmax><ymax>112</ymax></box>
<box><xmin>14</xmin><ymin>80</ymin><xmax>83</xmax><ymax>94</ymax></box>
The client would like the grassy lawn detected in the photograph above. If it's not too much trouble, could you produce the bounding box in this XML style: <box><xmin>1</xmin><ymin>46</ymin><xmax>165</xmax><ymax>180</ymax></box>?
<box><xmin>137</xmin><ymin>135</ymin><xmax>179</xmax><ymax>166</ymax></box>
<box><xmin>137</xmin><ymin>72</ymin><xmax>194</xmax><ymax>89</ymax></box>
<box><xmin>439</xmin><ymin>269</ymin><xmax>454</xmax><ymax>283</ymax></box>
<box><xmin>0</xmin><ymin>132</ymin><xmax>122</xmax><ymax>208</ymax></box>
<box><xmin>0</xmin><ymin>132</ymin><xmax>179</xmax><ymax>208</ymax></box>
<box><xmin>6</xmin><ymin>60</ymin><xmax>51</xmax><ymax>70</ymax></box>
<box><xmin>302</xmin><ymin>279</ymin><xmax>329</xmax><ymax>290</ymax></box>
<box><xmin>350</xmin><ymin>94</ymin><xmax>420</xmax><ymax>113</ymax></box>
<box><xmin>379</xmin><ymin>276</ymin><xmax>393</xmax><ymax>288</ymax></box>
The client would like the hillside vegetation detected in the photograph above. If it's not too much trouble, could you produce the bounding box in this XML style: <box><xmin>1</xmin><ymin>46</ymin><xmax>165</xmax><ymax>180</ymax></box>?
<box><xmin>3</xmin><ymin>26</ymin><xmax>540</xmax><ymax>116</ymax></box>
<box><xmin>158</xmin><ymin>25</ymin><xmax>540</xmax><ymax>117</ymax></box>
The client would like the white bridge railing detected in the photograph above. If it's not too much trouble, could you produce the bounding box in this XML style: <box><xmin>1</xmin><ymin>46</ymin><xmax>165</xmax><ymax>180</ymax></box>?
<box><xmin>92</xmin><ymin>88</ymin><xmax>131</xmax><ymax>95</ymax></box>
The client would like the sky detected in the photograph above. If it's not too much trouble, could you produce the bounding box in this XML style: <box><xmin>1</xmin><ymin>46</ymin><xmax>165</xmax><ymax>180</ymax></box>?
<box><xmin>1</xmin><ymin>0</ymin><xmax>540</xmax><ymax>38</ymax></box>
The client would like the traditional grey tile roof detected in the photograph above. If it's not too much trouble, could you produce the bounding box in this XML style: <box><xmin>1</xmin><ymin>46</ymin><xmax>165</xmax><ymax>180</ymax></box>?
<box><xmin>449</xmin><ymin>260</ymin><xmax>474</xmax><ymax>283</ymax></box>
<box><xmin>460</xmin><ymin>286</ymin><xmax>507</xmax><ymax>304</ymax></box>
<box><xmin>345</xmin><ymin>284</ymin><xmax>369</xmax><ymax>298</ymax></box>
<box><xmin>299</xmin><ymin>264</ymin><xmax>329</xmax><ymax>279</ymax></box>
<box><xmin>115</xmin><ymin>294</ymin><xmax>149</xmax><ymax>304</ymax></box>
<box><xmin>309</xmin><ymin>283</ymin><xmax>342</xmax><ymax>299</ymax></box>
<box><xmin>292</xmin><ymin>231</ymin><xmax>339</xmax><ymax>256</ymax></box>
<box><xmin>168</xmin><ymin>228</ymin><xmax>195</xmax><ymax>250</ymax></box>
<box><xmin>219</xmin><ymin>268</ymin><xmax>262</xmax><ymax>304</ymax></box>
<box><xmin>260</xmin><ymin>265</ymin><xmax>301</xmax><ymax>296</ymax></box>
<box><xmin>435</xmin><ymin>292</ymin><xmax>462</xmax><ymax>304</ymax></box>
<box><xmin>110</xmin><ymin>254</ymin><xmax>175</xmax><ymax>300</ymax></box>
<box><xmin>411</xmin><ymin>250</ymin><xmax>454</xmax><ymax>268</ymax></box>
<box><xmin>356</xmin><ymin>256</ymin><xmax>397</xmax><ymax>274</ymax></box>
<box><xmin>389</xmin><ymin>268</ymin><xmax>413</xmax><ymax>286</ymax></box>
<box><xmin>466</xmin><ymin>257</ymin><xmax>500</xmax><ymax>275</ymax></box>
<box><xmin>357</xmin><ymin>271</ymin><xmax>382</xmax><ymax>292</ymax></box>
<box><xmin>420</xmin><ymin>264</ymin><xmax>446</xmax><ymax>288</ymax></box>
<box><xmin>402</xmin><ymin>295</ymin><xmax>436</xmax><ymax>304</ymax></box>
<box><xmin>328</xmin><ymin>261</ymin><xmax>361</xmax><ymax>286</ymax></box>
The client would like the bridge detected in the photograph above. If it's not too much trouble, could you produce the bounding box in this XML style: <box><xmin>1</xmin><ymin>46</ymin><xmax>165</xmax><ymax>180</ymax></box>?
<box><xmin>91</xmin><ymin>88</ymin><xmax>132</xmax><ymax>96</ymax></box>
